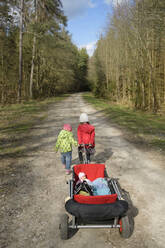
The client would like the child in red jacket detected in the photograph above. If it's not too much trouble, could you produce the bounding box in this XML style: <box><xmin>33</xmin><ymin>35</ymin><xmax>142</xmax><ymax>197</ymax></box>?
<box><xmin>77</xmin><ymin>113</ymin><xmax>95</xmax><ymax>163</ymax></box>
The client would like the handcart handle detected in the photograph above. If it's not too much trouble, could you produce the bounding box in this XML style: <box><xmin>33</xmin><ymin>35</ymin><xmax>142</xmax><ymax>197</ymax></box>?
<box><xmin>79</xmin><ymin>144</ymin><xmax>91</xmax><ymax>147</ymax></box>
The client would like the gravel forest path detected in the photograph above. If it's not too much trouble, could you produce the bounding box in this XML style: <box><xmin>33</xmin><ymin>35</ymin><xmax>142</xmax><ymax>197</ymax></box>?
<box><xmin>0</xmin><ymin>93</ymin><xmax>165</xmax><ymax>248</ymax></box>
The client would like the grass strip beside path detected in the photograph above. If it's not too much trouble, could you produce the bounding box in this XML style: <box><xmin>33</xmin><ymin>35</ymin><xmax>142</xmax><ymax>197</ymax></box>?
<box><xmin>0</xmin><ymin>96</ymin><xmax>67</xmax><ymax>157</ymax></box>
<box><xmin>83</xmin><ymin>93</ymin><xmax>165</xmax><ymax>153</ymax></box>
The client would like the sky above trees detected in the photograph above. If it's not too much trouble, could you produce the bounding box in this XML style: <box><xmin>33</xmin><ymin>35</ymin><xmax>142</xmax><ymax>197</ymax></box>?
<box><xmin>61</xmin><ymin>0</ymin><xmax>125</xmax><ymax>56</ymax></box>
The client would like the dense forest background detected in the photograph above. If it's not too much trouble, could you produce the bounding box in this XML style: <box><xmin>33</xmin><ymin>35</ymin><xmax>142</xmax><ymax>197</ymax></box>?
<box><xmin>88</xmin><ymin>0</ymin><xmax>165</xmax><ymax>113</ymax></box>
<box><xmin>0</xmin><ymin>0</ymin><xmax>165</xmax><ymax>114</ymax></box>
<box><xmin>0</xmin><ymin>0</ymin><xmax>89</xmax><ymax>103</ymax></box>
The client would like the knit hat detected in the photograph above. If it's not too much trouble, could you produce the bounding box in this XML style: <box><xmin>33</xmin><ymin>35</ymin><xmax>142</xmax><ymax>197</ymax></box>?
<box><xmin>79</xmin><ymin>113</ymin><xmax>88</xmax><ymax>123</ymax></box>
<box><xmin>78</xmin><ymin>172</ymin><xmax>86</xmax><ymax>181</ymax></box>
<box><xmin>63</xmin><ymin>124</ymin><xmax>72</xmax><ymax>132</ymax></box>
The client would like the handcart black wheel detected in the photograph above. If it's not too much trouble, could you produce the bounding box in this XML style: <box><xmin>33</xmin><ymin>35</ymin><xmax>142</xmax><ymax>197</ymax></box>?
<box><xmin>119</xmin><ymin>215</ymin><xmax>132</xmax><ymax>239</ymax></box>
<box><xmin>59</xmin><ymin>214</ymin><xmax>69</xmax><ymax>240</ymax></box>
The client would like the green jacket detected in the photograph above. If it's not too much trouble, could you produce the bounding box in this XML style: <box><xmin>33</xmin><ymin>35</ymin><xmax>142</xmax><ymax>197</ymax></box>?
<box><xmin>55</xmin><ymin>130</ymin><xmax>78</xmax><ymax>153</ymax></box>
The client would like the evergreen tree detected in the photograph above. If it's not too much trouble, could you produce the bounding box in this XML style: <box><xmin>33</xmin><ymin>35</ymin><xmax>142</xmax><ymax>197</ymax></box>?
<box><xmin>77</xmin><ymin>48</ymin><xmax>89</xmax><ymax>91</ymax></box>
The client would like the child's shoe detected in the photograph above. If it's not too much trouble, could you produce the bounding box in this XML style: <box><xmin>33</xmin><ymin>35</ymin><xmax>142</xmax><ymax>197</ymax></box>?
<box><xmin>66</xmin><ymin>170</ymin><xmax>71</xmax><ymax>175</ymax></box>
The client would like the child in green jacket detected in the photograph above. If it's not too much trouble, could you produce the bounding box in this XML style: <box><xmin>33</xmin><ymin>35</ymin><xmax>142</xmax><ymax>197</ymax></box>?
<box><xmin>55</xmin><ymin>124</ymin><xmax>78</xmax><ymax>174</ymax></box>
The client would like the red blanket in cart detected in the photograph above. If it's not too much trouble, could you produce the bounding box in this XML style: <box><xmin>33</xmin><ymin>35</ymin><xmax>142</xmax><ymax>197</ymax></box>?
<box><xmin>73</xmin><ymin>164</ymin><xmax>117</xmax><ymax>204</ymax></box>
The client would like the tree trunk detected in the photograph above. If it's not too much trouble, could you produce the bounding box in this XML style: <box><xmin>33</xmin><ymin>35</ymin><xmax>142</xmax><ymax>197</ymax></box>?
<box><xmin>30</xmin><ymin>35</ymin><xmax>36</xmax><ymax>98</ymax></box>
<box><xmin>30</xmin><ymin>0</ymin><xmax>38</xmax><ymax>99</ymax></box>
<box><xmin>18</xmin><ymin>0</ymin><xmax>24</xmax><ymax>103</ymax></box>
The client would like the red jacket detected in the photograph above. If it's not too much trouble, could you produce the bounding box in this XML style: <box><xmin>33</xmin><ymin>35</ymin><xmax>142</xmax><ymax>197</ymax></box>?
<box><xmin>77</xmin><ymin>123</ymin><xmax>95</xmax><ymax>147</ymax></box>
